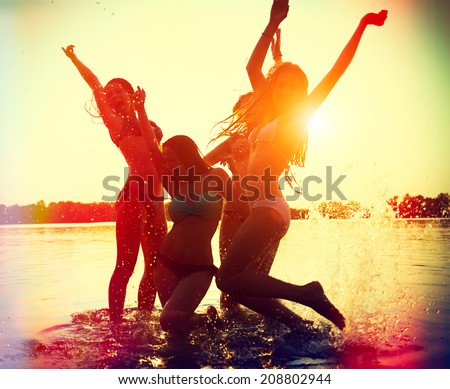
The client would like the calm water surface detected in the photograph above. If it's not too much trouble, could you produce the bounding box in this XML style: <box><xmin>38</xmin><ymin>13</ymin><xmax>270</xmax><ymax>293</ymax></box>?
<box><xmin>0</xmin><ymin>217</ymin><xmax>449</xmax><ymax>369</ymax></box>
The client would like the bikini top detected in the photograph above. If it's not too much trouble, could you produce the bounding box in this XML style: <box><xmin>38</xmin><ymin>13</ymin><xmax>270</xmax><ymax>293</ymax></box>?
<box><xmin>247</xmin><ymin>119</ymin><xmax>290</xmax><ymax>165</ymax></box>
<box><xmin>112</xmin><ymin>118</ymin><xmax>163</xmax><ymax>147</ymax></box>
<box><xmin>168</xmin><ymin>194</ymin><xmax>223</xmax><ymax>224</ymax></box>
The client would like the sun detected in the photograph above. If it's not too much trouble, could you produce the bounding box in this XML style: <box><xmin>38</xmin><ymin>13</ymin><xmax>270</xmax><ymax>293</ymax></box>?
<box><xmin>308</xmin><ymin>112</ymin><xmax>328</xmax><ymax>137</ymax></box>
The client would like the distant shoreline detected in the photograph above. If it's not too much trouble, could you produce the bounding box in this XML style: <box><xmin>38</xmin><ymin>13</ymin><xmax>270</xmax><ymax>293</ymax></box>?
<box><xmin>1</xmin><ymin>218</ymin><xmax>450</xmax><ymax>228</ymax></box>
<box><xmin>1</xmin><ymin>193</ymin><xmax>448</xmax><ymax>225</ymax></box>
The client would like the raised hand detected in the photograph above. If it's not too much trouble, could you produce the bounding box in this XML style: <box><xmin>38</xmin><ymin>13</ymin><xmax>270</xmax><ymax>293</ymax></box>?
<box><xmin>219</xmin><ymin>153</ymin><xmax>233</xmax><ymax>167</ymax></box>
<box><xmin>219</xmin><ymin>152</ymin><xmax>239</xmax><ymax>174</ymax></box>
<box><xmin>269</xmin><ymin>0</ymin><xmax>289</xmax><ymax>27</ymax></box>
<box><xmin>271</xmin><ymin>28</ymin><xmax>282</xmax><ymax>63</ymax></box>
<box><xmin>133</xmin><ymin>86</ymin><xmax>146</xmax><ymax>109</ymax></box>
<box><xmin>362</xmin><ymin>10</ymin><xmax>388</xmax><ymax>27</ymax></box>
<box><xmin>62</xmin><ymin>44</ymin><xmax>76</xmax><ymax>59</ymax></box>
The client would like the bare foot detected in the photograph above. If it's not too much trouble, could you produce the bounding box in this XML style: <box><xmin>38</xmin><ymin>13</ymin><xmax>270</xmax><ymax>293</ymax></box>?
<box><xmin>301</xmin><ymin>281</ymin><xmax>346</xmax><ymax>330</ymax></box>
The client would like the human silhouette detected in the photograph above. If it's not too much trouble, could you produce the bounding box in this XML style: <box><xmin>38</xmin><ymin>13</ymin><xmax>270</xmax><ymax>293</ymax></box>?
<box><xmin>62</xmin><ymin>46</ymin><xmax>167</xmax><ymax>324</ymax></box>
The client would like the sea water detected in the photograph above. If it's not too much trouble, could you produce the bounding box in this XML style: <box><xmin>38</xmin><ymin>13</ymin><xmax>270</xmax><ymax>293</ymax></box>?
<box><xmin>0</xmin><ymin>217</ymin><xmax>449</xmax><ymax>369</ymax></box>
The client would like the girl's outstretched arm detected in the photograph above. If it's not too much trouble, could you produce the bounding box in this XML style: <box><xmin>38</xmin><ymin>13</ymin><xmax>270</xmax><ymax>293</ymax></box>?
<box><xmin>62</xmin><ymin>45</ymin><xmax>119</xmax><ymax>129</ymax></box>
<box><xmin>271</xmin><ymin>28</ymin><xmax>283</xmax><ymax>65</ymax></box>
<box><xmin>62</xmin><ymin>45</ymin><xmax>101</xmax><ymax>90</ymax></box>
<box><xmin>246</xmin><ymin>0</ymin><xmax>289</xmax><ymax>91</ymax></box>
<box><xmin>204</xmin><ymin>138</ymin><xmax>233</xmax><ymax>166</ymax></box>
<box><xmin>307</xmin><ymin>10</ymin><xmax>388</xmax><ymax>116</ymax></box>
<box><xmin>132</xmin><ymin>87</ymin><xmax>166</xmax><ymax>174</ymax></box>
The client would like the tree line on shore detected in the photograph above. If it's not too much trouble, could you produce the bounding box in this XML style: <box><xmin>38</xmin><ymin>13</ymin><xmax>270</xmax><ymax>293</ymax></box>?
<box><xmin>0</xmin><ymin>193</ymin><xmax>448</xmax><ymax>225</ymax></box>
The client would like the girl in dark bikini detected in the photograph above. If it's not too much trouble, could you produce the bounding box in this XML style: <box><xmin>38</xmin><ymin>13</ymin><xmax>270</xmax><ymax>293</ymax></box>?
<box><xmin>62</xmin><ymin>45</ymin><xmax>167</xmax><ymax>324</ymax></box>
<box><xmin>132</xmin><ymin>87</ymin><xmax>249</xmax><ymax>334</ymax></box>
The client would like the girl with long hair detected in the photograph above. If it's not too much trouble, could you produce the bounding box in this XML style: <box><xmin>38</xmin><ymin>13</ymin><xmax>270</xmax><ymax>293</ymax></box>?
<box><xmin>215</xmin><ymin>0</ymin><xmax>388</xmax><ymax>332</ymax></box>
<box><xmin>62</xmin><ymin>46</ymin><xmax>167</xmax><ymax>324</ymax></box>
<box><xmin>132</xmin><ymin>87</ymin><xmax>248</xmax><ymax>333</ymax></box>
<box><xmin>205</xmin><ymin>30</ymin><xmax>284</xmax><ymax>318</ymax></box>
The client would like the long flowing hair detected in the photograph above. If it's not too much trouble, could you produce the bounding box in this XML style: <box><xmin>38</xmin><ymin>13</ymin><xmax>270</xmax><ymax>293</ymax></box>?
<box><xmin>213</xmin><ymin>62</ymin><xmax>309</xmax><ymax>168</ymax></box>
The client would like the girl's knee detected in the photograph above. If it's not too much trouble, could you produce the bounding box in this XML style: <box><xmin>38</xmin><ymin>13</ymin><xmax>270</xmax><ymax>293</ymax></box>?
<box><xmin>115</xmin><ymin>266</ymin><xmax>134</xmax><ymax>282</ymax></box>
<box><xmin>159</xmin><ymin>310</ymin><xmax>190</xmax><ymax>333</ymax></box>
<box><xmin>111</xmin><ymin>265</ymin><xmax>134</xmax><ymax>284</ymax></box>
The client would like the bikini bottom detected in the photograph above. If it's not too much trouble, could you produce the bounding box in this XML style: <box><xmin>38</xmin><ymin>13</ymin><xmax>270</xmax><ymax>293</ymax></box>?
<box><xmin>159</xmin><ymin>253</ymin><xmax>218</xmax><ymax>278</ymax></box>
<box><xmin>251</xmin><ymin>196</ymin><xmax>291</xmax><ymax>233</ymax></box>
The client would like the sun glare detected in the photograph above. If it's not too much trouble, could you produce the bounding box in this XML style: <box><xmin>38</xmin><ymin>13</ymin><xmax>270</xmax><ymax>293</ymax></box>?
<box><xmin>308</xmin><ymin>113</ymin><xmax>328</xmax><ymax>137</ymax></box>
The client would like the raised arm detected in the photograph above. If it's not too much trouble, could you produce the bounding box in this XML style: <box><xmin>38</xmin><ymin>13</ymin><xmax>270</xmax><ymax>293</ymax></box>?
<box><xmin>132</xmin><ymin>87</ymin><xmax>165</xmax><ymax>173</ymax></box>
<box><xmin>204</xmin><ymin>138</ymin><xmax>233</xmax><ymax>166</ymax></box>
<box><xmin>271</xmin><ymin>28</ymin><xmax>283</xmax><ymax>65</ymax></box>
<box><xmin>62</xmin><ymin>45</ymin><xmax>118</xmax><ymax>128</ymax></box>
<box><xmin>246</xmin><ymin>0</ymin><xmax>289</xmax><ymax>91</ymax></box>
<box><xmin>306</xmin><ymin>10</ymin><xmax>388</xmax><ymax>116</ymax></box>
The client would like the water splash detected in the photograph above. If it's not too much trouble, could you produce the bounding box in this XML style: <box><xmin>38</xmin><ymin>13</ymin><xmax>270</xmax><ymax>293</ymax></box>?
<box><xmin>2</xmin><ymin>218</ymin><xmax>448</xmax><ymax>369</ymax></box>
<box><xmin>23</xmin><ymin>307</ymin><xmax>346</xmax><ymax>369</ymax></box>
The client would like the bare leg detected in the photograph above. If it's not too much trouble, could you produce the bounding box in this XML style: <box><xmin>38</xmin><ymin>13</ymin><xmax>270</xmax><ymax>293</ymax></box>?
<box><xmin>155</xmin><ymin>261</ymin><xmax>215</xmax><ymax>334</ymax></box>
<box><xmin>218</xmin><ymin>212</ymin><xmax>242</xmax><ymax>316</ymax></box>
<box><xmin>221</xmin><ymin>232</ymin><xmax>280</xmax><ymax>321</ymax></box>
<box><xmin>108</xmin><ymin>201</ymin><xmax>145</xmax><ymax>323</ymax></box>
<box><xmin>138</xmin><ymin>202</ymin><xmax>167</xmax><ymax>310</ymax></box>
<box><xmin>222</xmin><ymin>273</ymin><xmax>345</xmax><ymax>330</ymax></box>
<box><xmin>235</xmin><ymin>295</ymin><xmax>313</xmax><ymax>331</ymax></box>
<box><xmin>216</xmin><ymin>207</ymin><xmax>345</xmax><ymax>330</ymax></box>
<box><xmin>154</xmin><ymin>260</ymin><xmax>179</xmax><ymax>308</ymax></box>
<box><xmin>257</xmin><ymin>240</ymin><xmax>279</xmax><ymax>275</ymax></box>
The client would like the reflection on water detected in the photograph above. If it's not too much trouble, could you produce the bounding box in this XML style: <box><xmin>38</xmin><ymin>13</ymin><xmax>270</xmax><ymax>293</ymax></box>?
<box><xmin>0</xmin><ymin>218</ymin><xmax>449</xmax><ymax>368</ymax></box>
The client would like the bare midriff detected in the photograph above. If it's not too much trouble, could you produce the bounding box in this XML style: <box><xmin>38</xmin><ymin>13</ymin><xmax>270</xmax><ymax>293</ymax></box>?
<box><xmin>160</xmin><ymin>217</ymin><xmax>219</xmax><ymax>266</ymax></box>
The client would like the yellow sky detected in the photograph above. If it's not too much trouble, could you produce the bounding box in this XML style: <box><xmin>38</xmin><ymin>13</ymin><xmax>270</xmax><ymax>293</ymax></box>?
<box><xmin>1</xmin><ymin>0</ymin><xmax>449</xmax><ymax>208</ymax></box>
